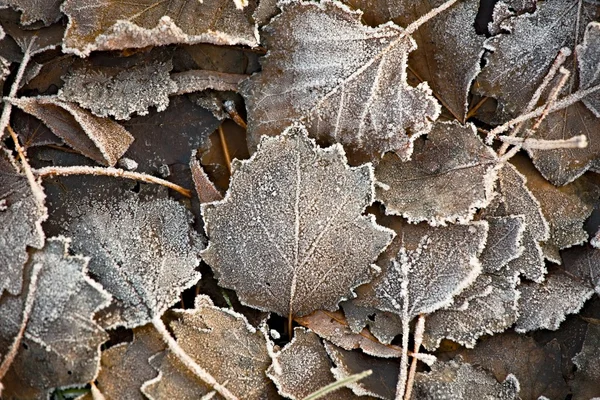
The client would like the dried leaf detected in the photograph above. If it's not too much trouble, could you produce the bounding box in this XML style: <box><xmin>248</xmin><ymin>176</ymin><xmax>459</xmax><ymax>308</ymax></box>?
<box><xmin>0</xmin><ymin>0</ymin><xmax>62</xmax><ymax>25</ymax></box>
<box><xmin>0</xmin><ymin>237</ymin><xmax>110</xmax><ymax>399</ymax></box>
<box><xmin>324</xmin><ymin>342</ymin><xmax>399</xmax><ymax>399</ymax></box>
<box><xmin>61</xmin><ymin>0</ymin><xmax>259</xmax><ymax>57</ymax></box>
<box><xmin>571</xmin><ymin>323</ymin><xmax>600</xmax><ymax>400</ymax></box>
<box><xmin>515</xmin><ymin>272</ymin><xmax>594</xmax><ymax>333</ymax></box>
<box><xmin>201</xmin><ymin>125</ymin><xmax>394</xmax><ymax>318</ymax></box>
<box><xmin>345</xmin><ymin>0</ymin><xmax>485</xmax><ymax>120</ymax></box>
<box><xmin>267</xmin><ymin>328</ymin><xmax>357</xmax><ymax>400</ymax></box>
<box><xmin>412</xmin><ymin>359</ymin><xmax>520</xmax><ymax>400</ymax></box>
<box><xmin>11</xmin><ymin>108</ymin><xmax>63</xmax><ymax>149</ymax></box>
<box><xmin>295</xmin><ymin>310</ymin><xmax>403</xmax><ymax>358</ymax></box>
<box><xmin>478</xmin><ymin>215</ymin><xmax>525</xmax><ymax>272</ymax></box>
<box><xmin>562</xmin><ymin>244</ymin><xmax>600</xmax><ymax>295</ymax></box>
<box><xmin>58</xmin><ymin>61</ymin><xmax>178</xmax><ymax>120</ymax></box>
<box><xmin>44</xmin><ymin>183</ymin><xmax>205</xmax><ymax>329</ymax></box>
<box><xmin>341</xmin><ymin>301</ymin><xmax>402</xmax><ymax>345</ymax></box>
<box><xmin>0</xmin><ymin>19</ymin><xmax>64</xmax><ymax>55</ymax></box>
<box><xmin>0</xmin><ymin>149</ymin><xmax>46</xmax><ymax>296</ymax></box>
<box><xmin>171</xmin><ymin>70</ymin><xmax>247</xmax><ymax>94</ymax></box>
<box><xmin>190</xmin><ymin>154</ymin><xmax>223</xmax><ymax>204</ymax></box>
<box><xmin>577</xmin><ymin>21</ymin><xmax>600</xmax><ymax>117</ymax></box>
<box><xmin>141</xmin><ymin>295</ymin><xmax>277</xmax><ymax>399</ymax></box>
<box><xmin>362</xmin><ymin>222</ymin><xmax>488</xmax><ymax>319</ymax></box>
<box><xmin>241</xmin><ymin>0</ymin><xmax>440</xmax><ymax>161</ymax></box>
<box><xmin>93</xmin><ymin>325</ymin><xmax>166</xmax><ymax>400</ymax></box>
<box><xmin>375</xmin><ymin>121</ymin><xmax>498</xmax><ymax>225</ymax></box>
<box><xmin>11</xmin><ymin>96</ymin><xmax>134</xmax><ymax>167</ymax></box>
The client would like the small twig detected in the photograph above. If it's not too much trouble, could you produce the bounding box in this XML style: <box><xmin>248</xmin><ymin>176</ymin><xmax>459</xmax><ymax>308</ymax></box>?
<box><xmin>303</xmin><ymin>370</ymin><xmax>373</xmax><ymax>400</ymax></box>
<box><xmin>404</xmin><ymin>315</ymin><xmax>426</xmax><ymax>400</ymax></box>
<box><xmin>34</xmin><ymin>166</ymin><xmax>192</xmax><ymax>198</ymax></box>
<box><xmin>395</xmin><ymin>257</ymin><xmax>411</xmax><ymax>400</ymax></box>
<box><xmin>6</xmin><ymin>126</ymin><xmax>45</xmax><ymax>205</ymax></box>
<box><xmin>0</xmin><ymin>263</ymin><xmax>43</xmax><ymax>386</ymax></box>
<box><xmin>465</xmin><ymin>97</ymin><xmax>489</xmax><ymax>120</ymax></box>
<box><xmin>218</xmin><ymin>125</ymin><xmax>232</xmax><ymax>174</ymax></box>
<box><xmin>405</xmin><ymin>0</ymin><xmax>460</xmax><ymax>35</ymax></box>
<box><xmin>499</xmin><ymin>134</ymin><xmax>587</xmax><ymax>151</ymax></box>
<box><xmin>224</xmin><ymin>100</ymin><xmax>247</xmax><ymax>130</ymax></box>
<box><xmin>152</xmin><ymin>317</ymin><xmax>239</xmax><ymax>400</ymax></box>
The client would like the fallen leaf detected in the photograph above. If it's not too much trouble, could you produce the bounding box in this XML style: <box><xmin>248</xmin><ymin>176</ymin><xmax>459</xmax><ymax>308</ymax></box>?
<box><xmin>141</xmin><ymin>295</ymin><xmax>278</xmax><ymax>399</ymax></box>
<box><xmin>190</xmin><ymin>153</ymin><xmax>223</xmax><ymax>204</ymax></box>
<box><xmin>241</xmin><ymin>0</ymin><xmax>440</xmax><ymax>161</ymax></box>
<box><xmin>267</xmin><ymin>327</ymin><xmax>357</xmax><ymax>400</ymax></box>
<box><xmin>478</xmin><ymin>215</ymin><xmax>525</xmax><ymax>272</ymax></box>
<box><xmin>0</xmin><ymin>237</ymin><xmax>110</xmax><ymax>399</ymax></box>
<box><xmin>201</xmin><ymin>124</ymin><xmax>394</xmax><ymax>318</ymax></box>
<box><xmin>341</xmin><ymin>300</ymin><xmax>402</xmax><ymax>345</ymax></box>
<box><xmin>375</xmin><ymin>121</ymin><xmax>498</xmax><ymax>225</ymax></box>
<box><xmin>576</xmin><ymin>21</ymin><xmax>600</xmax><ymax>117</ymax></box>
<box><xmin>58</xmin><ymin>60</ymin><xmax>178</xmax><ymax>120</ymax></box>
<box><xmin>0</xmin><ymin>0</ymin><xmax>62</xmax><ymax>25</ymax></box>
<box><xmin>61</xmin><ymin>0</ymin><xmax>260</xmax><ymax>57</ymax></box>
<box><xmin>562</xmin><ymin>244</ymin><xmax>600</xmax><ymax>294</ymax></box>
<box><xmin>570</xmin><ymin>323</ymin><xmax>600</xmax><ymax>400</ymax></box>
<box><xmin>11</xmin><ymin>96</ymin><xmax>134</xmax><ymax>167</ymax></box>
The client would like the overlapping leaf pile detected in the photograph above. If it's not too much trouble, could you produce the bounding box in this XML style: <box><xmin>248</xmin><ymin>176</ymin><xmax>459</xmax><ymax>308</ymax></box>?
<box><xmin>1</xmin><ymin>0</ymin><xmax>600</xmax><ymax>399</ymax></box>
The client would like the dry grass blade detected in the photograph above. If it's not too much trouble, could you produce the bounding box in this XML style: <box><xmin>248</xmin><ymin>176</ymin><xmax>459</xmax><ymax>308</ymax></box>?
<box><xmin>302</xmin><ymin>369</ymin><xmax>372</xmax><ymax>400</ymax></box>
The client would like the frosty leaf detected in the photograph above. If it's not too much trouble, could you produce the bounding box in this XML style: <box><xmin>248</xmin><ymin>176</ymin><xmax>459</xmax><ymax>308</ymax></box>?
<box><xmin>0</xmin><ymin>237</ymin><xmax>111</xmax><ymax>399</ymax></box>
<box><xmin>571</xmin><ymin>323</ymin><xmax>600</xmax><ymax>400</ymax></box>
<box><xmin>171</xmin><ymin>70</ymin><xmax>248</xmax><ymax>94</ymax></box>
<box><xmin>58</xmin><ymin>61</ymin><xmax>178</xmax><ymax>120</ymax></box>
<box><xmin>0</xmin><ymin>19</ymin><xmax>64</xmax><ymax>55</ymax></box>
<box><xmin>201</xmin><ymin>125</ymin><xmax>394</xmax><ymax>318</ymax></box>
<box><xmin>241</xmin><ymin>0</ymin><xmax>440</xmax><ymax>161</ymax></box>
<box><xmin>412</xmin><ymin>359</ymin><xmax>520</xmax><ymax>400</ymax></box>
<box><xmin>512</xmin><ymin>155</ymin><xmax>600</xmax><ymax>263</ymax></box>
<box><xmin>0</xmin><ymin>149</ymin><xmax>46</xmax><ymax>296</ymax></box>
<box><xmin>562</xmin><ymin>244</ymin><xmax>600</xmax><ymax>294</ymax></box>
<box><xmin>92</xmin><ymin>325</ymin><xmax>166</xmax><ymax>400</ymax></box>
<box><xmin>0</xmin><ymin>0</ymin><xmax>62</xmax><ymax>25</ymax></box>
<box><xmin>61</xmin><ymin>0</ymin><xmax>259</xmax><ymax>57</ymax></box>
<box><xmin>422</xmin><ymin>272</ymin><xmax>519</xmax><ymax>350</ymax></box>
<box><xmin>577</xmin><ymin>22</ymin><xmax>600</xmax><ymax>117</ymax></box>
<box><xmin>142</xmin><ymin>296</ymin><xmax>277</xmax><ymax>399</ymax></box>
<box><xmin>11</xmin><ymin>109</ymin><xmax>63</xmax><ymax>149</ymax></box>
<box><xmin>375</xmin><ymin>121</ymin><xmax>498</xmax><ymax>225</ymax></box>
<box><xmin>341</xmin><ymin>300</ymin><xmax>402</xmax><ymax>345</ymax></box>
<box><xmin>364</xmin><ymin>222</ymin><xmax>488</xmax><ymax>319</ymax></box>
<box><xmin>11</xmin><ymin>96</ymin><xmax>134</xmax><ymax>167</ymax></box>
<box><xmin>324</xmin><ymin>342</ymin><xmax>398</xmax><ymax>399</ymax></box>
<box><xmin>44</xmin><ymin>183</ymin><xmax>204</xmax><ymax>329</ymax></box>
<box><xmin>515</xmin><ymin>272</ymin><xmax>594</xmax><ymax>333</ymax></box>
<box><xmin>474</xmin><ymin>0</ymin><xmax>599</xmax><ymax>117</ymax></box>
<box><xmin>267</xmin><ymin>328</ymin><xmax>357</xmax><ymax>400</ymax></box>
<box><xmin>481</xmin><ymin>162</ymin><xmax>548</xmax><ymax>281</ymax></box>
<box><xmin>478</xmin><ymin>215</ymin><xmax>525</xmax><ymax>272</ymax></box>
<box><xmin>345</xmin><ymin>0</ymin><xmax>485</xmax><ymax>120</ymax></box>
<box><xmin>294</xmin><ymin>310</ymin><xmax>403</xmax><ymax>358</ymax></box>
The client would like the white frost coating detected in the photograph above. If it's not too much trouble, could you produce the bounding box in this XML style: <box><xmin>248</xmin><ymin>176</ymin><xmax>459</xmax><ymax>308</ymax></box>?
<box><xmin>201</xmin><ymin>124</ymin><xmax>394</xmax><ymax>318</ymax></box>
<box><xmin>577</xmin><ymin>22</ymin><xmax>600</xmax><ymax>117</ymax></box>
<box><xmin>241</xmin><ymin>0</ymin><xmax>440</xmax><ymax>160</ymax></box>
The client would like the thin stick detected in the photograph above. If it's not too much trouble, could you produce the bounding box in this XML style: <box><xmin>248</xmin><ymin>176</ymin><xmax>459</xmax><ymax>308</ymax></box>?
<box><xmin>0</xmin><ymin>38</ymin><xmax>36</xmax><ymax>141</ymax></box>
<box><xmin>152</xmin><ymin>317</ymin><xmax>239</xmax><ymax>400</ymax></box>
<box><xmin>6</xmin><ymin>125</ymin><xmax>45</xmax><ymax>205</ymax></box>
<box><xmin>405</xmin><ymin>0</ymin><xmax>460</xmax><ymax>35</ymax></box>
<box><xmin>303</xmin><ymin>370</ymin><xmax>373</xmax><ymax>400</ymax></box>
<box><xmin>34</xmin><ymin>166</ymin><xmax>192</xmax><ymax>198</ymax></box>
<box><xmin>224</xmin><ymin>100</ymin><xmax>247</xmax><ymax>130</ymax></box>
<box><xmin>395</xmin><ymin>258</ymin><xmax>410</xmax><ymax>400</ymax></box>
<box><xmin>0</xmin><ymin>263</ymin><xmax>43</xmax><ymax>383</ymax></box>
<box><xmin>499</xmin><ymin>134</ymin><xmax>587</xmax><ymax>150</ymax></box>
<box><xmin>465</xmin><ymin>97</ymin><xmax>489</xmax><ymax>120</ymax></box>
<box><xmin>218</xmin><ymin>125</ymin><xmax>232</xmax><ymax>174</ymax></box>
<box><xmin>404</xmin><ymin>315</ymin><xmax>426</xmax><ymax>400</ymax></box>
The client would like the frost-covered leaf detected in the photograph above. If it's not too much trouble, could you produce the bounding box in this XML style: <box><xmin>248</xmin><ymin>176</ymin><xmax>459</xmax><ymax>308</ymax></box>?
<box><xmin>92</xmin><ymin>325</ymin><xmax>165</xmax><ymax>400</ymax></box>
<box><xmin>481</xmin><ymin>162</ymin><xmax>548</xmax><ymax>281</ymax></box>
<box><xmin>294</xmin><ymin>310</ymin><xmax>403</xmax><ymax>358</ymax></box>
<box><xmin>453</xmin><ymin>333</ymin><xmax>569</xmax><ymax>400</ymax></box>
<box><xmin>515</xmin><ymin>272</ymin><xmax>594</xmax><ymax>333</ymax></box>
<box><xmin>61</xmin><ymin>0</ymin><xmax>259</xmax><ymax>57</ymax></box>
<box><xmin>512</xmin><ymin>155</ymin><xmax>600</xmax><ymax>263</ymax></box>
<box><xmin>0</xmin><ymin>19</ymin><xmax>64</xmax><ymax>55</ymax></box>
<box><xmin>571</xmin><ymin>323</ymin><xmax>600</xmax><ymax>400</ymax></box>
<box><xmin>344</xmin><ymin>0</ymin><xmax>485</xmax><ymax>120</ymax></box>
<box><xmin>411</xmin><ymin>359</ymin><xmax>520</xmax><ymax>400</ymax></box>
<box><xmin>44</xmin><ymin>183</ymin><xmax>204</xmax><ymax>329</ymax></box>
<box><xmin>478</xmin><ymin>215</ymin><xmax>525</xmax><ymax>272</ymax></box>
<box><xmin>577</xmin><ymin>22</ymin><xmax>600</xmax><ymax>117</ymax></box>
<box><xmin>190</xmin><ymin>154</ymin><xmax>223</xmax><ymax>204</ymax></box>
<box><xmin>341</xmin><ymin>301</ymin><xmax>402</xmax><ymax>345</ymax></box>
<box><xmin>0</xmin><ymin>149</ymin><xmax>46</xmax><ymax>296</ymax></box>
<box><xmin>141</xmin><ymin>296</ymin><xmax>277</xmax><ymax>400</ymax></box>
<box><xmin>0</xmin><ymin>237</ymin><xmax>111</xmax><ymax>399</ymax></box>
<box><xmin>11</xmin><ymin>96</ymin><xmax>134</xmax><ymax>167</ymax></box>
<box><xmin>241</xmin><ymin>0</ymin><xmax>440</xmax><ymax>161</ymax></box>
<box><xmin>0</xmin><ymin>0</ymin><xmax>62</xmax><ymax>25</ymax></box>
<box><xmin>562</xmin><ymin>244</ymin><xmax>600</xmax><ymax>294</ymax></box>
<box><xmin>474</xmin><ymin>0</ymin><xmax>599</xmax><ymax>117</ymax></box>
<box><xmin>58</xmin><ymin>61</ymin><xmax>178</xmax><ymax>120</ymax></box>
<box><xmin>324</xmin><ymin>342</ymin><xmax>398</xmax><ymax>399</ymax></box>
<box><xmin>375</xmin><ymin>121</ymin><xmax>498</xmax><ymax>225</ymax></box>
<box><xmin>267</xmin><ymin>328</ymin><xmax>357</xmax><ymax>400</ymax></box>
<box><xmin>362</xmin><ymin>222</ymin><xmax>488</xmax><ymax>319</ymax></box>
<box><xmin>201</xmin><ymin>125</ymin><xmax>394</xmax><ymax>318</ymax></box>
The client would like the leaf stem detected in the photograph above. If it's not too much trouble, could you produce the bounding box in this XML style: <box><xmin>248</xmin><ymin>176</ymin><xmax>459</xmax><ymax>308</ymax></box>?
<box><xmin>405</xmin><ymin>0</ymin><xmax>460</xmax><ymax>35</ymax></box>
<box><xmin>224</xmin><ymin>100</ymin><xmax>247</xmax><ymax>130</ymax></box>
<box><xmin>6</xmin><ymin>125</ymin><xmax>45</xmax><ymax>205</ymax></box>
<box><xmin>302</xmin><ymin>370</ymin><xmax>372</xmax><ymax>400</ymax></box>
<box><xmin>152</xmin><ymin>317</ymin><xmax>239</xmax><ymax>400</ymax></box>
<box><xmin>218</xmin><ymin>125</ymin><xmax>232</xmax><ymax>174</ymax></box>
<box><xmin>34</xmin><ymin>166</ymin><xmax>192</xmax><ymax>198</ymax></box>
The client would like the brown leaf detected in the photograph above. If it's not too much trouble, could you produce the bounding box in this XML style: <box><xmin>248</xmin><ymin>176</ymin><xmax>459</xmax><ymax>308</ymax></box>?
<box><xmin>241</xmin><ymin>0</ymin><xmax>440</xmax><ymax>161</ymax></box>
<box><xmin>62</xmin><ymin>0</ymin><xmax>259</xmax><ymax>57</ymax></box>
<box><xmin>0</xmin><ymin>0</ymin><xmax>62</xmax><ymax>25</ymax></box>
<box><xmin>341</xmin><ymin>300</ymin><xmax>402</xmax><ymax>345</ymax></box>
<box><xmin>577</xmin><ymin>21</ymin><xmax>600</xmax><ymax>117</ymax></box>
<box><xmin>201</xmin><ymin>125</ymin><xmax>394</xmax><ymax>318</ymax></box>
<box><xmin>562</xmin><ymin>244</ymin><xmax>600</xmax><ymax>295</ymax></box>
<box><xmin>11</xmin><ymin>96</ymin><xmax>134</xmax><ymax>167</ymax></box>
<box><xmin>571</xmin><ymin>323</ymin><xmax>600</xmax><ymax>400</ymax></box>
